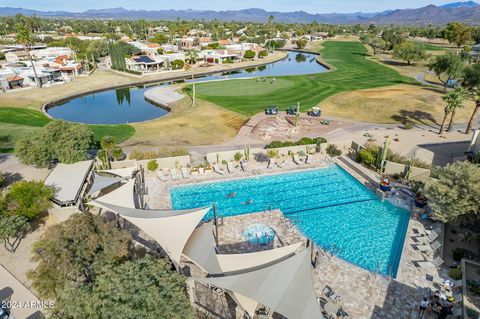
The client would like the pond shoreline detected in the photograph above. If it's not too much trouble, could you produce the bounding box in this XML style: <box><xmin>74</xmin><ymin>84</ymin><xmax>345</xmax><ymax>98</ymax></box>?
<box><xmin>41</xmin><ymin>51</ymin><xmax>291</xmax><ymax>119</ymax></box>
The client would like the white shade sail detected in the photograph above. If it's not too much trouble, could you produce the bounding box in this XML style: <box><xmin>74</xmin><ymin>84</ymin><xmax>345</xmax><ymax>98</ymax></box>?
<box><xmin>91</xmin><ymin>178</ymin><xmax>137</xmax><ymax>209</ymax></box>
<box><xmin>197</xmin><ymin>249</ymin><xmax>322</xmax><ymax>319</ymax></box>
<box><xmin>98</xmin><ymin>166</ymin><xmax>138</xmax><ymax>178</ymax></box>
<box><xmin>89</xmin><ymin>200</ymin><xmax>211</xmax><ymax>268</ymax></box>
<box><xmin>183</xmin><ymin>222</ymin><xmax>302</xmax><ymax>275</ymax></box>
<box><xmin>87</xmin><ymin>173</ymin><xmax>123</xmax><ymax>196</ymax></box>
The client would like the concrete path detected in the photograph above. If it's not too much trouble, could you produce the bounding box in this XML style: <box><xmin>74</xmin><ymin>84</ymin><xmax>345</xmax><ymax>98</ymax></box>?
<box><xmin>0</xmin><ymin>266</ymin><xmax>43</xmax><ymax>319</ymax></box>
<box><xmin>144</xmin><ymin>86</ymin><xmax>185</xmax><ymax>106</ymax></box>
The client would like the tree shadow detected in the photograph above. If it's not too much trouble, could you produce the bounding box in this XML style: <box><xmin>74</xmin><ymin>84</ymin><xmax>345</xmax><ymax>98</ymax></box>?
<box><xmin>417</xmin><ymin>141</ymin><xmax>471</xmax><ymax>166</ymax></box>
<box><xmin>2</xmin><ymin>172</ymin><xmax>23</xmax><ymax>186</ymax></box>
<box><xmin>0</xmin><ymin>153</ymin><xmax>9</xmax><ymax>164</ymax></box>
<box><xmin>391</xmin><ymin>109</ymin><xmax>439</xmax><ymax>128</ymax></box>
<box><xmin>30</xmin><ymin>211</ymin><xmax>49</xmax><ymax>233</ymax></box>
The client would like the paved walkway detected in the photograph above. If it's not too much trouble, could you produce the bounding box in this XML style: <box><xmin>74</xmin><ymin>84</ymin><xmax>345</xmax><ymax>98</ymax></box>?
<box><xmin>0</xmin><ymin>265</ymin><xmax>44</xmax><ymax>319</ymax></box>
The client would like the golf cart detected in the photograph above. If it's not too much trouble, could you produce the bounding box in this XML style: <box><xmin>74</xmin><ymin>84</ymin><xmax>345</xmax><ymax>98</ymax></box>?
<box><xmin>307</xmin><ymin>107</ymin><xmax>321</xmax><ymax>117</ymax></box>
<box><xmin>264</xmin><ymin>106</ymin><xmax>279</xmax><ymax>115</ymax></box>
<box><xmin>286</xmin><ymin>106</ymin><xmax>298</xmax><ymax>115</ymax></box>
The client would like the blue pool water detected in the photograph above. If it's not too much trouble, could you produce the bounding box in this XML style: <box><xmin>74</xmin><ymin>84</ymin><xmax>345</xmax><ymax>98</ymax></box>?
<box><xmin>47</xmin><ymin>51</ymin><xmax>326</xmax><ymax>124</ymax></box>
<box><xmin>170</xmin><ymin>165</ymin><xmax>410</xmax><ymax>277</ymax></box>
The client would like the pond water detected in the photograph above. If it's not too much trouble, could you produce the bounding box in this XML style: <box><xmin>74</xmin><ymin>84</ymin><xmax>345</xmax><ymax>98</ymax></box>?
<box><xmin>47</xmin><ymin>51</ymin><xmax>327</xmax><ymax>124</ymax></box>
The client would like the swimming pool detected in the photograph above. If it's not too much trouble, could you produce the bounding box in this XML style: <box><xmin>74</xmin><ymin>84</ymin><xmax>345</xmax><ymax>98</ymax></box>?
<box><xmin>170</xmin><ymin>165</ymin><xmax>410</xmax><ymax>277</ymax></box>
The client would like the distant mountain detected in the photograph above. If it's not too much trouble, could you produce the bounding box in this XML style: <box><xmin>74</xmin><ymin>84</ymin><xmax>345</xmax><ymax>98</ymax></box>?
<box><xmin>0</xmin><ymin>3</ymin><xmax>479</xmax><ymax>25</ymax></box>
<box><xmin>439</xmin><ymin>1</ymin><xmax>479</xmax><ymax>8</ymax></box>
<box><xmin>369</xmin><ymin>4</ymin><xmax>480</xmax><ymax>25</ymax></box>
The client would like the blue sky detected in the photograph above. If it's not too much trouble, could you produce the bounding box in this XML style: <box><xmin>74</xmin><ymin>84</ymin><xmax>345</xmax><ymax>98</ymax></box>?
<box><xmin>3</xmin><ymin>0</ymin><xmax>460</xmax><ymax>13</ymax></box>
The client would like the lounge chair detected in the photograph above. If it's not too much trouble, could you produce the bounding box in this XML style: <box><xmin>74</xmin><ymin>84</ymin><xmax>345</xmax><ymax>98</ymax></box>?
<box><xmin>181</xmin><ymin>167</ymin><xmax>190</xmax><ymax>179</ymax></box>
<box><xmin>416</xmin><ymin>244</ymin><xmax>433</xmax><ymax>252</ymax></box>
<box><xmin>170</xmin><ymin>168</ymin><xmax>179</xmax><ymax>180</ymax></box>
<box><xmin>323</xmin><ymin>285</ymin><xmax>341</xmax><ymax>303</ymax></box>
<box><xmin>267</xmin><ymin>159</ymin><xmax>273</xmax><ymax>169</ymax></box>
<box><xmin>293</xmin><ymin>155</ymin><xmax>301</xmax><ymax>165</ymax></box>
<box><xmin>417</xmin><ymin>230</ymin><xmax>439</xmax><ymax>244</ymax></box>
<box><xmin>227</xmin><ymin>162</ymin><xmax>235</xmax><ymax>173</ymax></box>
<box><xmin>430</xmin><ymin>240</ymin><xmax>441</xmax><ymax>251</ymax></box>
<box><xmin>240</xmin><ymin>160</ymin><xmax>247</xmax><ymax>172</ymax></box>
<box><xmin>156</xmin><ymin>170</ymin><xmax>167</xmax><ymax>182</ymax></box>
<box><xmin>417</xmin><ymin>256</ymin><xmax>444</xmax><ymax>269</ymax></box>
<box><xmin>305</xmin><ymin>155</ymin><xmax>312</xmax><ymax>164</ymax></box>
<box><xmin>213</xmin><ymin>164</ymin><xmax>225</xmax><ymax>175</ymax></box>
<box><xmin>275</xmin><ymin>160</ymin><xmax>285</xmax><ymax>168</ymax></box>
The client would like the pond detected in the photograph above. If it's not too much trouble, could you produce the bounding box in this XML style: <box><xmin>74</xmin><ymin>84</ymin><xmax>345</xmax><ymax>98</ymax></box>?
<box><xmin>47</xmin><ymin>51</ymin><xmax>327</xmax><ymax>124</ymax></box>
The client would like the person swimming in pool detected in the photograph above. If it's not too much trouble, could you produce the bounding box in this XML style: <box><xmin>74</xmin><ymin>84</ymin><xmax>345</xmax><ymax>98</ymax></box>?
<box><xmin>243</xmin><ymin>199</ymin><xmax>253</xmax><ymax>205</ymax></box>
<box><xmin>225</xmin><ymin>192</ymin><xmax>236</xmax><ymax>198</ymax></box>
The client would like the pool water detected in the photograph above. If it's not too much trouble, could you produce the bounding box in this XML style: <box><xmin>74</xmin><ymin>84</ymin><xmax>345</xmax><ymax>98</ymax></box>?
<box><xmin>47</xmin><ymin>51</ymin><xmax>326</xmax><ymax>124</ymax></box>
<box><xmin>170</xmin><ymin>165</ymin><xmax>410</xmax><ymax>277</ymax></box>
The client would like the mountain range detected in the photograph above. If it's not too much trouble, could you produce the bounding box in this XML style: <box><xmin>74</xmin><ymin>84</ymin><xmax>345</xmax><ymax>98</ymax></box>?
<box><xmin>0</xmin><ymin>2</ymin><xmax>479</xmax><ymax>25</ymax></box>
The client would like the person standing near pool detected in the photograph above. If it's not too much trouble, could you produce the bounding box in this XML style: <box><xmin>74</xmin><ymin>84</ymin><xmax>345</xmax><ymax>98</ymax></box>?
<box><xmin>418</xmin><ymin>297</ymin><xmax>429</xmax><ymax>318</ymax></box>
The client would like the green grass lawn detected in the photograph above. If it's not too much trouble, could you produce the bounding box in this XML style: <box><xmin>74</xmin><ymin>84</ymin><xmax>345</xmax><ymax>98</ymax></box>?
<box><xmin>0</xmin><ymin>107</ymin><xmax>135</xmax><ymax>153</ymax></box>
<box><xmin>194</xmin><ymin>41</ymin><xmax>417</xmax><ymax>116</ymax></box>
<box><xmin>422</xmin><ymin>43</ymin><xmax>452</xmax><ymax>51</ymax></box>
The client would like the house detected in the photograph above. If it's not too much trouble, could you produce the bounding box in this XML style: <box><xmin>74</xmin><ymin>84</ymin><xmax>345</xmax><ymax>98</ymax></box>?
<box><xmin>218</xmin><ymin>39</ymin><xmax>232</xmax><ymax>46</ymax></box>
<box><xmin>126</xmin><ymin>55</ymin><xmax>165</xmax><ymax>72</ymax></box>
<box><xmin>29</xmin><ymin>47</ymin><xmax>74</xmax><ymax>60</ymax></box>
<box><xmin>180</xmin><ymin>37</ymin><xmax>195</xmax><ymax>50</ymax></box>
<box><xmin>5</xmin><ymin>74</ymin><xmax>24</xmax><ymax>89</ymax></box>
<box><xmin>5</xmin><ymin>51</ymin><xmax>29</xmax><ymax>63</ymax></box>
<box><xmin>160</xmin><ymin>44</ymin><xmax>179</xmax><ymax>53</ymax></box>
<box><xmin>199</xmin><ymin>49</ymin><xmax>240</xmax><ymax>64</ymax></box>
<box><xmin>0</xmin><ymin>73</ymin><xmax>24</xmax><ymax>91</ymax></box>
<box><xmin>198</xmin><ymin>37</ymin><xmax>212</xmax><ymax>46</ymax></box>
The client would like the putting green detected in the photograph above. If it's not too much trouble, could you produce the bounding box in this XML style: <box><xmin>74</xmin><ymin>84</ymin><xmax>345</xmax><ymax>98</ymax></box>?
<box><xmin>194</xmin><ymin>41</ymin><xmax>417</xmax><ymax>116</ymax></box>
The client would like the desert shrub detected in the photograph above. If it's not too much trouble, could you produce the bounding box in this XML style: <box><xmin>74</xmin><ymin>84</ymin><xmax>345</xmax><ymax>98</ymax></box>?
<box><xmin>448</xmin><ymin>266</ymin><xmax>462</xmax><ymax>280</ymax></box>
<box><xmin>243</xmin><ymin>50</ymin><xmax>255</xmax><ymax>59</ymax></box>
<box><xmin>111</xmin><ymin>147</ymin><xmax>125</xmax><ymax>160</ymax></box>
<box><xmin>267</xmin><ymin>149</ymin><xmax>278</xmax><ymax>159</ymax></box>
<box><xmin>326</xmin><ymin>144</ymin><xmax>342</xmax><ymax>157</ymax></box>
<box><xmin>128</xmin><ymin>149</ymin><xmax>144</xmax><ymax>160</ymax></box>
<box><xmin>358</xmin><ymin>148</ymin><xmax>376</xmax><ymax>166</ymax></box>
<box><xmin>143</xmin><ymin>150</ymin><xmax>157</xmax><ymax>159</ymax></box>
<box><xmin>171</xmin><ymin>59</ymin><xmax>185</xmax><ymax>70</ymax></box>
<box><xmin>266</xmin><ymin>137</ymin><xmax>326</xmax><ymax>149</ymax></box>
<box><xmin>258</xmin><ymin>50</ymin><xmax>268</xmax><ymax>58</ymax></box>
<box><xmin>157</xmin><ymin>148</ymin><xmax>189</xmax><ymax>158</ymax></box>
<box><xmin>147</xmin><ymin>160</ymin><xmax>158</xmax><ymax>171</ymax></box>
<box><xmin>233</xmin><ymin>152</ymin><xmax>243</xmax><ymax>161</ymax></box>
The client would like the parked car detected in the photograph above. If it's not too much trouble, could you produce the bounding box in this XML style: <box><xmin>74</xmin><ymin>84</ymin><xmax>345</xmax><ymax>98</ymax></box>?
<box><xmin>264</xmin><ymin>106</ymin><xmax>279</xmax><ymax>115</ymax></box>
<box><xmin>286</xmin><ymin>106</ymin><xmax>298</xmax><ymax>115</ymax></box>
<box><xmin>307</xmin><ymin>107</ymin><xmax>321</xmax><ymax>117</ymax></box>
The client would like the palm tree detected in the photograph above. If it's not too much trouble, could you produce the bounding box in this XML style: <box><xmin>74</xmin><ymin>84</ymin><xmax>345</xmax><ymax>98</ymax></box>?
<box><xmin>16</xmin><ymin>24</ymin><xmax>41</xmax><ymax>88</ymax></box>
<box><xmin>186</xmin><ymin>49</ymin><xmax>198</xmax><ymax>65</ymax></box>
<box><xmin>440</xmin><ymin>88</ymin><xmax>467</xmax><ymax>134</ymax></box>
<box><xmin>462</xmin><ymin>64</ymin><xmax>480</xmax><ymax>134</ymax></box>
<box><xmin>268</xmin><ymin>15</ymin><xmax>275</xmax><ymax>52</ymax></box>
<box><xmin>446</xmin><ymin>87</ymin><xmax>468</xmax><ymax>132</ymax></box>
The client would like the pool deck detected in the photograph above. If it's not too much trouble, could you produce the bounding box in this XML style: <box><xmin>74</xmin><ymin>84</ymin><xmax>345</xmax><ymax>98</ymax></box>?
<box><xmin>144</xmin><ymin>155</ymin><xmax>450</xmax><ymax>318</ymax></box>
